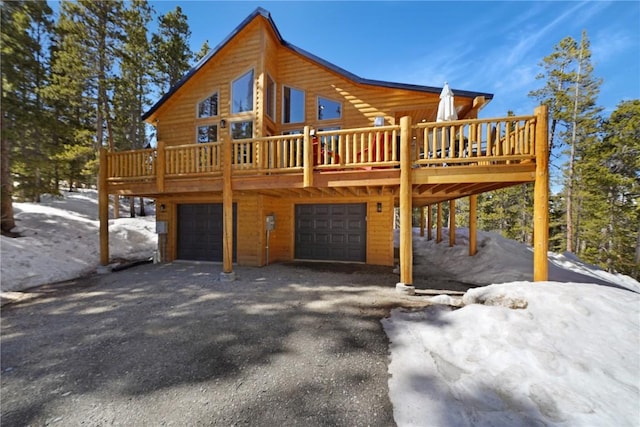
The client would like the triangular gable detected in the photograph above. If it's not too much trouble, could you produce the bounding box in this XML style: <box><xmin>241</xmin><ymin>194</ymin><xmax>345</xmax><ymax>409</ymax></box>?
<box><xmin>142</xmin><ymin>7</ymin><xmax>493</xmax><ymax>121</ymax></box>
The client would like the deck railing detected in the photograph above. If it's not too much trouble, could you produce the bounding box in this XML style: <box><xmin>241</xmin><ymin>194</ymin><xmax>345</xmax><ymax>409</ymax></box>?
<box><xmin>315</xmin><ymin>125</ymin><xmax>400</xmax><ymax>170</ymax></box>
<box><xmin>165</xmin><ymin>141</ymin><xmax>222</xmax><ymax>176</ymax></box>
<box><xmin>104</xmin><ymin>113</ymin><xmax>540</xmax><ymax>185</ymax></box>
<box><xmin>107</xmin><ymin>148</ymin><xmax>155</xmax><ymax>180</ymax></box>
<box><xmin>413</xmin><ymin>115</ymin><xmax>536</xmax><ymax>166</ymax></box>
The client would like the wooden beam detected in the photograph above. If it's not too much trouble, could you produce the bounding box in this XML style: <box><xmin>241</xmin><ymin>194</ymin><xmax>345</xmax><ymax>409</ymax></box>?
<box><xmin>427</xmin><ymin>204</ymin><xmax>433</xmax><ymax>240</ymax></box>
<box><xmin>416</xmin><ymin>183</ymin><xmax>434</xmax><ymax>194</ymax></box>
<box><xmin>156</xmin><ymin>140</ymin><xmax>165</xmax><ymax>192</ymax></box>
<box><xmin>399</xmin><ymin>116</ymin><xmax>413</xmax><ymax>285</ymax></box>
<box><xmin>412</xmin><ymin>164</ymin><xmax>536</xmax><ymax>184</ymax></box>
<box><xmin>113</xmin><ymin>195</ymin><xmax>119</xmax><ymax>219</ymax></box>
<box><xmin>436</xmin><ymin>202</ymin><xmax>443</xmax><ymax>243</ymax></box>
<box><xmin>303</xmin><ymin>126</ymin><xmax>313</xmax><ymax>187</ymax></box>
<box><xmin>469</xmin><ymin>194</ymin><xmax>477</xmax><ymax>256</ymax></box>
<box><xmin>420</xmin><ymin>206</ymin><xmax>425</xmax><ymax>237</ymax></box>
<box><xmin>222</xmin><ymin>135</ymin><xmax>234</xmax><ymax>276</ymax></box>
<box><xmin>99</xmin><ymin>148</ymin><xmax>109</xmax><ymax>265</ymax></box>
<box><xmin>445</xmin><ymin>182</ymin><xmax>472</xmax><ymax>194</ymax></box>
<box><xmin>449</xmin><ymin>199</ymin><xmax>456</xmax><ymax>246</ymax></box>
<box><xmin>533</xmin><ymin>105</ymin><xmax>549</xmax><ymax>281</ymax></box>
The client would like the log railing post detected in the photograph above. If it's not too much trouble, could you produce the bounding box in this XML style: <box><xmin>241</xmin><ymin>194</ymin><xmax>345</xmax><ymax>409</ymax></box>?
<box><xmin>397</xmin><ymin>116</ymin><xmax>414</xmax><ymax>294</ymax></box>
<box><xmin>303</xmin><ymin>126</ymin><xmax>313</xmax><ymax>187</ymax></box>
<box><xmin>533</xmin><ymin>105</ymin><xmax>549</xmax><ymax>281</ymax></box>
<box><xmin>156</xmin><ymin>140</ymin><xmax>165</xmax><ymax>193</ymax></box>
<box><xmin>99</xmin><ymin>148</ymin><xmax>109</xmax><ymax>266</ymax></box>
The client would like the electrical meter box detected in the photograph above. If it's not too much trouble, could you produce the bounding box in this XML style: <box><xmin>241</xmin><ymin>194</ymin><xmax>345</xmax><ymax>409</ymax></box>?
<box><xmin>265</xmin><ymin>215</ymin><xmax>276</xmax><ymax>231</ymax></box>
<box><xmin>156</xmin><ymin>221</ymin><xmax>168</xmax><ymax>234</ymax></box>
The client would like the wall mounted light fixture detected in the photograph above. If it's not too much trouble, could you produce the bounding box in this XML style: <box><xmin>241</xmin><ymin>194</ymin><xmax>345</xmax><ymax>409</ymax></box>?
<box><xmin>377</xmin><ymin>202</ymin><xmax>382</xmax><ymax>213</ymax></box>
<box><xmin>220</xmin><ymin>119</ymin><xmax>227</xmax><ymax>128</ymax></box>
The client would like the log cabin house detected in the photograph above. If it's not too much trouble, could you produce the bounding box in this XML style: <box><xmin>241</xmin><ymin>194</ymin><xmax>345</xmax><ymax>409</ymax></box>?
<box><xmin>99</xmin><ymin>7</ymin><xmax>549</xmax><ymax>288</ymax></box>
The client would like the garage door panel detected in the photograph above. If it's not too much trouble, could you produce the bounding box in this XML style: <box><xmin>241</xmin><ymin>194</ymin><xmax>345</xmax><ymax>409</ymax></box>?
<box><xmin>177</xmin><ymin>204</ymin><xmax>236</xmax><ymax>262</ymax></box>
<box><xmin>315</xmin><ymin>219</ymin><xmax>329</xmax><ymax>229</ymax></box>
<box><xmin>295</xmin><ymin>204</ymin><xmax>366</xmax><ymax>262</ymax></box>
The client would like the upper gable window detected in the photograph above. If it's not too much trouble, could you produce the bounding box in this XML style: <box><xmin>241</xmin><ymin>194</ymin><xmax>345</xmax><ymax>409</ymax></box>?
<box><xmin>283</xmin><ymin>86</ymin><xmax>304</xmax><ymax>124</ymax></box>
<box><xmin>266</xmin><ymin>74</ymin><xmax>276</xmax><ymax>120</ymax></box>
<box><xmin>232</xmin><ymin>69</ymin><xmax>254</xmax><ymax>114</ymax></box>
<box><xmin>198</xmin><ymin>92</ymin><xmax>219</xmax><ymax>118</ymax></box>
<box><xmin>317</xmin><ymin>97</ymin><xmax>341</xmax><ymax>121</ymax></box>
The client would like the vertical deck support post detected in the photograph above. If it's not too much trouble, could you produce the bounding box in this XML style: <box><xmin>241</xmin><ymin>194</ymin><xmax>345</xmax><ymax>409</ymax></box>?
<box><xmin>221</xmin><ymin>134</ymin><xmax>235</xmax><ymax>282</ymax></box>
<box><xmin>449</xmin><ymin>199</ymin><xmax>456</xmax><ymax>246</ymax></box>
<box><xmin>533</xmin><ymin>105</ymin><xmax>549</xmax><ymax>281</ymax></box>
<box><xmin>99</xmin><ymin>148</ymin><xmax>109</xmax><ymax>266</ymax></box>
<box><xmin>469</xmin><ymin>194</ymin><xmax>478</xmax><ymax>256</ymax></box>
<box><xmin>396</xmin><ymin>116</ymin><xmax>414</xmax><ymax>295</ymax></box>
<box><xmin>303</xmin><ymin>126</ymin><xmax>313</xmax><ymax>188</ymax></box>
<box><xmin>427</xmin><ymin>204</ymin><xmax>433</xmax><ymax>241</ymax></box>
<box><xmin>419</xmin><ymin>206</ymin><xmax>425</xmax><ymax>237</ymax></box>
<box><xmin>436</xmin><ymin>202</ymin><xmax>443</xmax><ymax>243</ymax></box>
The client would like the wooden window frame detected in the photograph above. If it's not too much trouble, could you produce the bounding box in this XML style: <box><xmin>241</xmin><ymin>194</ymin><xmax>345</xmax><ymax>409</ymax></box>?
<box><xmin>317</xmin><ymin>96</ymin><xmax>342</xmax><ymax>122</ymax></box>
<box><xmin>231</xmin><ymin>68</ymin><xmax>255</xmax><ymax>114</ymax></box>
<box><xmin>197</xmin><ymin>91</ymin><xmax>220</xmax><ymax>118</ymax></box>
<box><xmin>282</xmin><ymin>85</ymin><xmax>305</xmax><ymax>124</ymax></box>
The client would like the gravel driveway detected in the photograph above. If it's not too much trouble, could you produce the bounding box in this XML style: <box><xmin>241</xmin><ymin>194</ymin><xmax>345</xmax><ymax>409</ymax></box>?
<box><xmin>1</xmin><ymin>262</ymin><xmax>428</xmax><ymax>426</ymax></box>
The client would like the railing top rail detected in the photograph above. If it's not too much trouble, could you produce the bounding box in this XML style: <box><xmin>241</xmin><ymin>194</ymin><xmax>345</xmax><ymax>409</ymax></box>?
<box><xmin>414</xmin><ymin>114</ymin><xmax>537</xmax><ymax>129</ymax></box>
<box><xmin>252</xmin><ymin>133</ymin><xmax>304</xmax><ymax>142</ymax></box>
<box><xmin>107</xmin><ymin>147</ymin><xmax>155</xmax><ymax>155</ymax></box>
<box><xmin>165</xmin><ymin>141</ymin><xmax>222</xmax><ymax>150</ymax></box>
<box><xmin>316</xmin><ymin>124</ymin><xmax>400</xmax><ymax>135</ymax></box>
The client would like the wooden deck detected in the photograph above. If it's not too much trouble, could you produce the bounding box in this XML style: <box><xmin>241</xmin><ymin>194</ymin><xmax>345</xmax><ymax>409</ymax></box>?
<box><xmin>102</xmin><ymin>112</ymin><xmax>542</xmax><ymax>206</ymax></box>
<box><xmin>99</xmin><ymin>106</ymin><xmax>549</xmax><ymax>284</ymax></box>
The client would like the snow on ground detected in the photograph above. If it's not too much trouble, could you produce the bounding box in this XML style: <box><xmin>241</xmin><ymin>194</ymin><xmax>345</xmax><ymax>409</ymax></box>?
<box><xmin>388</xmin><ymin>228</ymin><xmax>640</xmax><ymax>426</ymax></box>
<box><xmin>1</xmin><ymin>189</ymin><xmax>157</xmax><ymax>292</ymax></box>
<box><xmin>406</xmin><ymin>227</ymin><xmax>640</xmax><ymax>292</ymax></box>
<box><xmin>1</xmin><ymin>191</ymin><xmax>639</xmax><ymax>426</ymax></box>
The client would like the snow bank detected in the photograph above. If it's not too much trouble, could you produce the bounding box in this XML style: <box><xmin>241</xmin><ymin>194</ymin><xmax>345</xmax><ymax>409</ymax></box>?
<box><xmin>0</xmin><ymin>190</ymin><xmax>157</xmax><ymax>292</ymax></box>
<box><xmin>383</xmin><ymin>281</ymin><xmax>640</xmax><ymax>427</ymax></box>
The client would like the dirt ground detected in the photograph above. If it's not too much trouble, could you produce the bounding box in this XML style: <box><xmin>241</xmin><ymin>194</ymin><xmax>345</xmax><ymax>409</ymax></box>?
<box><xmin>1</xmin><ymin>262</ymin><xmax>441</xmax><ymax>427</ymax></box>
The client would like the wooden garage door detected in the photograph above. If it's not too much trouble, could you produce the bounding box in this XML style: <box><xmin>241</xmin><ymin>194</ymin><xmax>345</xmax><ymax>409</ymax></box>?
<box><xmin>295</xmin><ymin>204</ymin><xmax>366</xmax><ymax>262</ymax></box>
<box><xmin>177</xmin><ymin>204</ymin><xmax>237</xmax><ymax>262</ymax></box>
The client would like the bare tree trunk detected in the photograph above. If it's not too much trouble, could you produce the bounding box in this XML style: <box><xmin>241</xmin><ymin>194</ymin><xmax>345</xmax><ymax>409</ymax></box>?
<box><xmin>1</xmin><ymin>118</ymin><xmax>16</xmax><ymax>236</ymax></box>
<box><xmin>139</xmin><ymin>197</ymin><xmax>146</xmax><ymax>216</ymax></box>
<box><xmin>566</xmin><ymin>40</ymin><xmax>584</xmax><ymax>253</ymax></box>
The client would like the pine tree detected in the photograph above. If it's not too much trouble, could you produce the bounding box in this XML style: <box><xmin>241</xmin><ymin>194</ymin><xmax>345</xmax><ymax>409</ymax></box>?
<box><xmin>529</xmin><ymin>31</ymin><xmax>602</xmax><ymax>253</ymax></box>
<box><xmin>112</xmin><ymin>0</ymin><xmax>153</xmax><ymax>216</ymax></box>
<box><xmin>194</xmin><ymin>39</ymin><xmax>211</xmax><ymax>63</ymax></box>
<box><xmin>1</xmin><ymin>0</ymin><xmax>54</xmax><ymax>220</ymax></box>
<box><xmin>578</xmin><ymin>100</ymin><xmax>640</xmax><ymax>278</ymax></box>
<box><xmin>46</xmin><ymin>0</ymin><xmax>126</xmax><ymax>190</ymax></box>
<box><xmin>476</xmin><ymin>183</ymin><xmax>535</xmax><ymax>244</ymax></box>
<box><xmin>151</xmin><ymin>6</ymin><xmax>193</xmax><ymax>93</ymax></box>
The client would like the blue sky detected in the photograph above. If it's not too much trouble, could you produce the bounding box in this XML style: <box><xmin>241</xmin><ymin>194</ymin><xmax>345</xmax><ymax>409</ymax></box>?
<box><xmin>150</xmin><ymin>1</ymin><xmax>639</xmax><ymax>121</ymax></box>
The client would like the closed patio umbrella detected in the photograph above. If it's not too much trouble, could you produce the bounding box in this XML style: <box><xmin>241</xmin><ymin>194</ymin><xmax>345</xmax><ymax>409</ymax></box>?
<box><xmin>436</xmin><ymin>82</ymin><xmax>457</xmax><ymax>122</ymax></box>
<box><xmin>435</xmin><ymin>82</ymin><xmax>458</xmax><ymax>158</ymax></box>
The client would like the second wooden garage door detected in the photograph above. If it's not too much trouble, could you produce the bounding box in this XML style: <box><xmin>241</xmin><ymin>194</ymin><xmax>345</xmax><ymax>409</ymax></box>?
<box><xmin>295</xmin><ymin>203</ymin><xmax>366</xmax><ymax>262</ymax></box>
